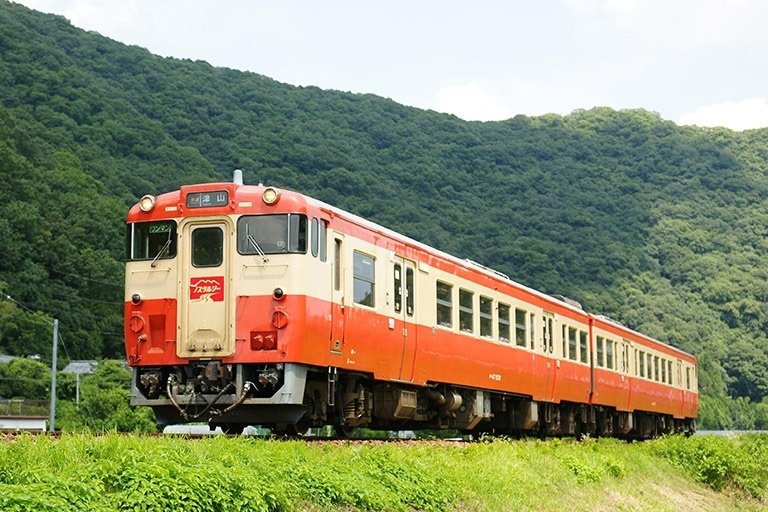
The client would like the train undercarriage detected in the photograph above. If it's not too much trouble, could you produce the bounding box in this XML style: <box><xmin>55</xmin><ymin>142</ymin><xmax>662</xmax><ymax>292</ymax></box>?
<box><xmin>132</xmin><ymin>362</ymin><xmax>695</xmax><ymax>439</ymax></box>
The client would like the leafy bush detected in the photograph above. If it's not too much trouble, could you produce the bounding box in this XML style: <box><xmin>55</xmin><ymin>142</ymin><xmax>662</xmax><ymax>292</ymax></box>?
<box><xmin>651</xmin><ymin>434</ymin><xmax>768</xmax><ymax>498</ymax></box>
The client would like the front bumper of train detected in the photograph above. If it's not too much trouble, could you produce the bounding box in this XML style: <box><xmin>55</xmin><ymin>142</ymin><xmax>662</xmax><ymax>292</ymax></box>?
<box><xmin>130</xmin><ymin>362</ymin><xmax>309</xmax><ymax>425</ymax></box>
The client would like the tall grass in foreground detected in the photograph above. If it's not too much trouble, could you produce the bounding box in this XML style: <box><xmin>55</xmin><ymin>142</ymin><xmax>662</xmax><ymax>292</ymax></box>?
<box><xmin>0</xmin><ymin>433</ymin><xmax>765</xmax><ymax>511</ymax></box>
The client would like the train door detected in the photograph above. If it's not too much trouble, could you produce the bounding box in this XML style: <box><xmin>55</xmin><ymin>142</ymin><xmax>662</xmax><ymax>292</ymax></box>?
<box><xmin>677</xmin><ymin>360</ymin><xmax>685</xmax><ymax>418</ymax></box>
<box><xmin>178</xmin><ymin>219</ymin><xmax>234</xmax><ymax>359</ymax></box>
<box><xmin>392</xmin><ymin>256</ymin><xmax>417</xmax><ymax>381</ymax></box>
<box><xmin>329</xmin><ymin>235</ymin><xmax>346</xmax><ymax>354</ymax></box>
<box><xmin>542</xmin><ymin>311</ymin><xmax>556</xmax><ymax>401</ymax></box>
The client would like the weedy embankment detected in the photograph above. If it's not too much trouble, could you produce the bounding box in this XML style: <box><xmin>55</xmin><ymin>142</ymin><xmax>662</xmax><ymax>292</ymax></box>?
<box><xmin>0</xmin><ymin>432</ymin><xmax>765</xmax><ymax>511</ymax></box>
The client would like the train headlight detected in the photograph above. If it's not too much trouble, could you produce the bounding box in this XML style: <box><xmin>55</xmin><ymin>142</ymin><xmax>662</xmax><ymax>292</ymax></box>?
<box><xmin>131</xmin><ymin>293</ymin><xmax>142</xmax><ymax>305</ymax></box>
<box><xmin>262</xmin><ymin>187</ymin><xmax>280</xmax><ymax>205</ymax></box>
<box><xmin>139</xmin><ymin>195</ymin><xmax>156</xmax><ymax>212</ymax></box>
<box><xmin>272</xmin><ymin>287</ymin><xmax>285</xmax><ymax>300</ymax></box>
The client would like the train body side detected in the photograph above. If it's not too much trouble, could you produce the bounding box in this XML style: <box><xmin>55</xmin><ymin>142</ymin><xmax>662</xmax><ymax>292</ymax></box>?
<box><xmin>125</xmin><ymin>179</ymin><xmax>698</xmax><ymax>437</ymax></box>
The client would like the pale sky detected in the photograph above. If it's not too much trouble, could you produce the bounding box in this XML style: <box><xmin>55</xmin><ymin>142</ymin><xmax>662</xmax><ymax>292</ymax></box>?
<box><xmin>15</xmin><ymin>0</ymin><xmax>768</xmax><ymax>131</ymax></box>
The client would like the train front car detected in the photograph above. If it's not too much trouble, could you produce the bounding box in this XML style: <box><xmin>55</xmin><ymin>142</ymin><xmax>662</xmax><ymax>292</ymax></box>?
<box><xmin>124</xmin><ymin>172</ymin><xmax>330</xmax><ymax>432</ymax></box>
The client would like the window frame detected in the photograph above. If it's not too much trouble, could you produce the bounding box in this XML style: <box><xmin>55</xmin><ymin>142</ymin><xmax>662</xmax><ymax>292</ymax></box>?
<box><xmin>436</xmin><ymin>281</ymin><xmax>453</xmax><ymax>328</ymax></box>
<box><xmin>237</xmin><ymin>213</ymin><xmax>308</xmax><ymax>255</ymax></box>
<box><xmin>515</xmin><ymin>308</ymin><xmax>527</xmax><ymax>347</ymax></box>
<box><xmin>579</xmin><ymin>330</ymin><xmax>588</xmax><ymax>364</ymax></box>
<box><xmin>352</xmin><ymin>250</ymin><xmax>376</xmax><ymax>308</ymax></box>
<box><xmin>498</xmin><ymin>302</ymin><xmax>511</xmax><ymax>342</ymax></box>
<box><xmin>126</xmin><ymin>220</ymin><xmax>177</xmax><ymax>262</ymax></box>
<box><xmin>596</xmin><ymin>336</ymin><xmax>605</xmax><ymax>368</ymax></box>
<box><xmin>568</xmin><ymin>327</ymin><xmax>578</xmax><ymax>361</ymax></box>
<box><xmin>479</xmin><ymin>296</ymin><xmax>493</xmax><ymax>338</ymax></box>
<box><xmin>191</xmin><ymin>226</ymin><xmax>223</xmax><ymax>268</ymax></box>
<box><xmin>459</xmin><ymin>288</ymin><xmax>474</xmax><ymax>333</ymax></box>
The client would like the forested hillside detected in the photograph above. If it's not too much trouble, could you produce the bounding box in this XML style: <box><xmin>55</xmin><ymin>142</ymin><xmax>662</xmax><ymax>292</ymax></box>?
<box><xmin>2</xmin><ymin>0</ymin><xmax>768</xmax><ymax>428</ymax></box>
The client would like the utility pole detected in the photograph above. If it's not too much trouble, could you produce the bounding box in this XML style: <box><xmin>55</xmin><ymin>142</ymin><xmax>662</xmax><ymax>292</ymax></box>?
<box><xmin>49</xmin><ymin>319</ymin><xmax>58</xmax><ymax>432</ymax></box>
<box><xmin>1</xmin><ymin>293</ymin><xmax>60</xmax><ymax>431</ymax></box>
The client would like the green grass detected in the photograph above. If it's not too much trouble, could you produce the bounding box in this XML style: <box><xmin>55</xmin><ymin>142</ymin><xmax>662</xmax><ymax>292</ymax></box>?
<box><xmin>0</xmin><ymin>433</ymin><xmax>765</xmax><ymax>511</ymax></box>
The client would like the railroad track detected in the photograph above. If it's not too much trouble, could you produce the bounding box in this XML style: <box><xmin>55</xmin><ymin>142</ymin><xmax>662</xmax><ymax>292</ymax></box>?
<box><xmin>0</xmin><ymin>429</ymin><xmax>472</xmax><ymax>444</ymax></box>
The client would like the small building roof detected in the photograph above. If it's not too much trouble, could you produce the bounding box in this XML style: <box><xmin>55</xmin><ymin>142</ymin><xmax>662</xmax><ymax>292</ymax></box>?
<box><xmin>62</xmin><ymin>360</ymin><xmax>99</xmax><ymax>374</ymax></box>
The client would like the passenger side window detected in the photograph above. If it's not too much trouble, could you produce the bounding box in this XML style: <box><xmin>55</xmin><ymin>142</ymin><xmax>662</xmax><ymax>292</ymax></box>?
<box><xmin>596</xmin><ymin>336</ymin><xmax>604</xmax><ymax>367</ymax></box>
<box><xmin>606</xmin><ymin>340</ymin><xmax>614</xmax><ymax>370</ymax></box>
<box><xmin>352</xmin><ymin>251</ymin><xmax>375</xmax><ymax>307</ymax></box>
<box><xmin>568</xmin><ymin>327</ymin><xmax>578</xmax><ymax>361</ymax></box>
<box><xmin>515</xmin><ymin>309</ymin><xmax>527</xmax><ymax>347</ymax></box>
<box><xmin>459</xmin><ymin>289</ymin><xmax>474</xmax><ymax>333</ymax></box>
<box><xmin>480</xmin><ymin>296</ymin><xmax>493</xmax><ymax>338</ymax></box>
<box><xmin>436</xmin><ymin>281</ymin><xmax>453</xmax><ymax>327</ymax></box>
<box><xmin>498</xmin><ymin>303</ymin><xmax>510</xmax><ymax>342</ymax></box>
<box><xmin>579</xmin><ymin>331</ymin><xmax>588</xmax><ymax>363</ymax></box>
<box><xmin>529</xmin><ymin>313</ymin><xmax>535</xmax><ymax>349</ymax></box>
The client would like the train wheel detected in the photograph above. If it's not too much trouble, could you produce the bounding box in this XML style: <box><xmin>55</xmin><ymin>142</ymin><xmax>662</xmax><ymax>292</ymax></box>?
<box><xmin>289</xmin><ymin>420</ymin><xmax>311</xmax><ymax>436</ymax></box>
<box><xmin>220</xmin><ymin>423</ymin><xmax>247</xmax><ymax>435</ymax></box>
<box><xmin>334</xmin><ymin>425</ymin><xmax>357</xmax><ymax>438</ymax></box>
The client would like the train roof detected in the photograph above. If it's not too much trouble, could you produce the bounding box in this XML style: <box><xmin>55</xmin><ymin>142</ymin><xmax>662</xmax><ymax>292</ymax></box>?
<box><xmin>298</xmin><ymin>189</ymin><xmax>695</xmax><ymax>360</ymax></box>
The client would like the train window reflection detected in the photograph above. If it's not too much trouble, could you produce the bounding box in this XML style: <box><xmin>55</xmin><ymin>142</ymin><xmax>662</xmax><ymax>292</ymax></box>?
<box><xmin>436</xmin><ymin>281</ymin><xmax>453</xmax><ymax>327</ymax></box>
<box><xmin>515</xmin><ymin>309</ymin><xmax>527</xmax><ymax>347</ymax></box>
<box><xmin>353</xmin><ymin>251</ymin><xmax>375</xmax><ymax>307</ymax></box>
<box><xmin>596</xmin><ymin>336</ymin><xmax>605</xmax><ymax>367</ymax></box>
<box><xmin>498</xmin><ymin>303</ymin><xmax>510</xmax><ymax>342</ymax></box>
<box><xmin>480</xmin><ymin>296</ymin><xmax>493</xmax><ymax>338</ymax></box>
<box><xmin>568</xmin><ymin>327</ymin><xmax>578</xmax><ymax>361</ymax></box>
<box><xmin>459</xmin><ymin>289</ymin><xmax>473</xmax><ymax>333</ymax></box>
<box><xmin>237</xmin><ymin>214</ymin><xmax>307</xmax><ymax>255</ymax></box>
<box><xmin>394</xmin><ymin>263</ymin><xmax>402</xmax><ymax>313</ymax></box>
<box><xmin>606</xmin><ymin>340</ymin><xmax>614</xmax><ymax>370</ymax></box>
<box><xmin>405</xmin><ymin>267</ymin><xmax>414</xmax><ymax>316</ymax></box>
<box><xmin>579</xmin><ymin>331</ymin><xmax>588</xmax><ymax>363</ymax></box>
<box><xmin>192</xmin><ymin>227</ymin><xmax>223</xmax><ymax>267</ymax></box>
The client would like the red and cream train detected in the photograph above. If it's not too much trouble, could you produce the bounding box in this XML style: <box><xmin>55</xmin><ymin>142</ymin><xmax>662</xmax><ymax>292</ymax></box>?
<box><xmin>125</xmin><ymin>171</ymin><xmax>697</xmax><ymax>437</ymax></box>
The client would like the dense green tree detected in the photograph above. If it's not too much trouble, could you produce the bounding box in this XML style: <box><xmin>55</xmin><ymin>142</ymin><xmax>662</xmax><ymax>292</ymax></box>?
<box><xmin>0</xmin><ymin>357</ymin><xmax>50</xmax><ymax>399</ymax></box>
<box><xmin>724</xmin><ymin>340</ymin><xmax>768</xmax><ymax>402</ymax></box>
<box><xmin>55</xmin><ymin>360</ymin><xmax>156</xmax><ymax>432</ymax></box>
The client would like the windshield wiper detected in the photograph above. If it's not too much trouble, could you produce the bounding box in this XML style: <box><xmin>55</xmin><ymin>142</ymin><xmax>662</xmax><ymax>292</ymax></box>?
<box><xmin>247</xmin><ymin>234</ymin><xmax>269</xmax><ymax>263</ymax></box>
<box><xmin>150</xmin><ymin>237</ymin><xmax>172</xmax><ymax>268</ymax></box>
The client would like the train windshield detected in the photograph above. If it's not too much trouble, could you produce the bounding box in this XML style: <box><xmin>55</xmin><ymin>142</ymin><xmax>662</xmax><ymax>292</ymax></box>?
<box><xmin>126</xmin><ymin>221</ymin><xmax>177</xmax><ymax>262</ymax></box>
<box><xmin>237</xmin><ymin>214</ymin><xmax>307</xmax><ymax>255</ymax></box>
